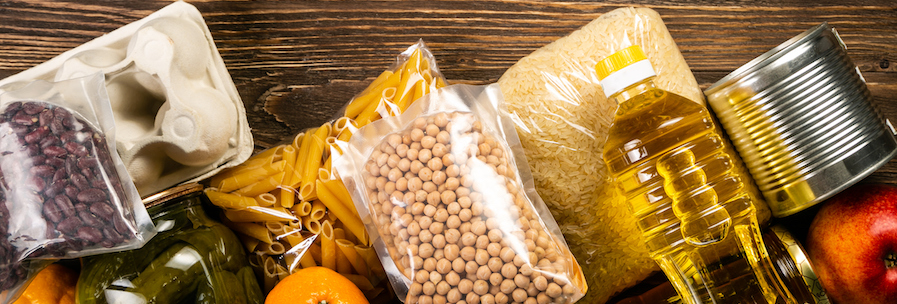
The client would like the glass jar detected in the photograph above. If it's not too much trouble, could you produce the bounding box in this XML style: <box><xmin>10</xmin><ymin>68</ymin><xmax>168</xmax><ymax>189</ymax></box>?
<box><xmin>611</xmin><ymin>225</ymin><xmax>830</xmax><ymax>304</ymax></box>
<box><xmin>77</xmin><ymin>183</ymin><xmax>263</xmax><ymax>304</ymax></box>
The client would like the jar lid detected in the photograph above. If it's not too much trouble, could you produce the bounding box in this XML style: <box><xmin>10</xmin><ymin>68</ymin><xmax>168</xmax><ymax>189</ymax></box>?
<box><xmin>142</xmin><ymin>183</ymin><xmax>204</xmax><ymax>209</ymax></box>
<box><xmin>769</xmin><ymin>226</ymin><xmax>831</xmax><ymax>304</ymax></box>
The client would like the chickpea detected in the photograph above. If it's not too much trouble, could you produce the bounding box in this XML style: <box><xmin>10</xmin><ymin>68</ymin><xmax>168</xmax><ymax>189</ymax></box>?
<box><xmin>423</xmin><ymin>281</ymin><xmax>436</xmax><ymax>295</ymax></box>
<box><xmin>473</xmin><ymin>280</ymin><xmax>489</xmax><ymax>296</ymax></box>
<box><xmin>452</xmin><ymin>257</ymin><xmax>466</xmax><ymax>273</ymax></box>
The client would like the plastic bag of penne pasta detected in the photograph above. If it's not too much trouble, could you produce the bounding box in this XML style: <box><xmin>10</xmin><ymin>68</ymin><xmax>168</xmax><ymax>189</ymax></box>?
<box><xmin>335</xmin><ymin>84</ymin><xmax>587</xmax><ymax>304</ymax></box>
<box><xmin>203</xmin><ymin>40</ymin><xmax>448</xmax><ymax>301</ymax></box>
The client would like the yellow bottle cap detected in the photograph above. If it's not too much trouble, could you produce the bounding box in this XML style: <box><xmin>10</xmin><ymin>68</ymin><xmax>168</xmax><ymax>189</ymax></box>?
<box><xmin>595</xmin><ymin>45</ymin><xmax>649</xmax><ymax>80</ymax></box>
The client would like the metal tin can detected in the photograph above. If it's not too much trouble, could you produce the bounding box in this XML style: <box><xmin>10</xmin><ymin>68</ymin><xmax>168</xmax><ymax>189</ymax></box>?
<box><xmin>704</xmin><ymin>23</ymin><xmax>897</xmax><ymax>217</ymax></box>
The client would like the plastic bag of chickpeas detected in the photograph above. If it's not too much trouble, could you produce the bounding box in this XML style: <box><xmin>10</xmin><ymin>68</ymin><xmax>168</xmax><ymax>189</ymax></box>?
<box><xmin>335</xmin><ymin>84</ymin><xmax>587</xmax><ymax>304</ymax></box>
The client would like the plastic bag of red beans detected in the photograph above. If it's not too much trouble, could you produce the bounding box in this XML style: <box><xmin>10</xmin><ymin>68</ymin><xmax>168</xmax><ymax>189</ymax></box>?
<box><xmin>0</xmin><ymin>74</ymin><xmax>154</xmax><ymax>303</ymax></box>
<box><xmin>336</xmin><ymin>84</ymin><xmax>587</xmax><ymax>304</ymax></box>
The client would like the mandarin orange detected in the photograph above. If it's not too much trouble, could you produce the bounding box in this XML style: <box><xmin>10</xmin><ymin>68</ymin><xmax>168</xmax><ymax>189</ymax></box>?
<box><xmin>265</xmin><ymin>266</ymin><xmax>369</xmax><ymax>304</ymax></box>
<box><xmin>13</xmin><ymin>264</ymin><xmax>77</xmax><ymax>304</ymax></box>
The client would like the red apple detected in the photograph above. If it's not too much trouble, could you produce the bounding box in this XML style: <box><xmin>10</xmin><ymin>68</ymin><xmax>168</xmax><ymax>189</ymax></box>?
<box><xmin>806</xmin><ymin>183</ymin><xmax>897</xmax><ymax>304</ymax></box>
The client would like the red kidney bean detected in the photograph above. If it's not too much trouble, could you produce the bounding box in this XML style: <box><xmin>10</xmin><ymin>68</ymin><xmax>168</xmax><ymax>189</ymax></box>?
<box><xmin>64</xmin><ymin>142</ymin><xmax>88</xmax><ymax>157</ymax></box>
<box><xmin>102</xmin><ymin>226</ymin><xmax>124</xmax><ymax>243</ymax></box>
<box><xmin>27</xmin><ymin>176</ymin><xmax>45</xmax><ymax>192</ymax></box>
<box><xmin>59</xmin><ymin>130</ymin><xmax>76</xmax><ymax>143</ymax></box>
<box><xmin>89</xmin><ymin>202</ymin><xmax>114</xmax><ymax>219</ymax></box>
<box><xmin>79</xmin><ymin>211</ymin><xmax>103</xmax><ymax>228</ymax></box>
<box><xmin>42</xmin><ymin>201</ymin><xmax>63</xmax><ymax>223</ymax></box>
<box><xmin>55</xmin><ymin>195</ymin><xmax>76</xmax><ymax>218</ymax></box>
<box><xmin>24</xmin><ymin>126</ymin><xmax>48</xmax><ymax>144</ymax></box>
<box><xmin>30</xmin><ymin>165</ymin><xmax>55</xmax><ymax>178</ymax></box>
<box><xmin>38</xmin><ymin>110</ymin><xmax>53</xmax><ymax>127</ymax></box>
<box><xmin>54</xmin><ymin>107</ymin><xmax>73</xmax><ymax>128</ymax></box>
<box><xmin>63</xmin><ymin>185</ymin><xmax>80</xmax><ymax>200</ymax></box>
<box><xmin>71</xmin><ymin>173</ymin><xmax>89</xmax><ymax>189</ymax></box>
<box><xmin>12</xmin><ymin>113</ymin><xmax>36</xmax><ymax>126</ymax></box>
<box><xmin>77</xmin><ymin>188</ymin><xmax>106</xmax><ymax>203</ymax></box>
<box><xmin>56</xmin><ymin>217</ymin><xmax>82</xmax><ymax>236</ymax></box>
<box><xmin>46</xmin><ymin>157</ymin><xmax>64</xmax><ymax>169</ymax></box>
<box><xmin>39</xmin><ymin>135</ymin><xmax>58</xmax><ymax>149</ymax></box>
<box><xmin>77</xmin><ymin>156</ymin><xmax>97</xmax><ymax>169</ymax></box>
<box><xmin>42</xmin><ymin>145</ymin><xmax>67</xmax><ymax>158</ymax></box>
<box><xmin>22</xmin><ymin>103</ymin><xmax>45</xmax><ymax>115</ymax></box>
<box><xmin>44</xmin><ymin>180</ymin><xmax>65</xmax><ymax>198</ymax></box>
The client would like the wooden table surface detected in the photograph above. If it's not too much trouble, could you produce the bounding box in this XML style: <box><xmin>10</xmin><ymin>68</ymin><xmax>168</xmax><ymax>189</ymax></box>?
<box><xmin>1</xmin><ymin>0</ymin><xmax>896</xmax><ymax>302</ymax></box>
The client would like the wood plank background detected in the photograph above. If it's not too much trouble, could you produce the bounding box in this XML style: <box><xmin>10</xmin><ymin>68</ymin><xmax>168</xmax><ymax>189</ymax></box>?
<box><xmin>1</xmin><ymin>0</ymin><xmax>895</xmax><ymax>302</ymax></box>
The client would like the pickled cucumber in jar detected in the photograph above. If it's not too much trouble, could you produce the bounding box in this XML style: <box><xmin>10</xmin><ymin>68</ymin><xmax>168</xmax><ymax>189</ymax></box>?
<box><xmin>77</xmin><ymin>184</ymin><xmax>262</xmax><ymax>304</ymax></box>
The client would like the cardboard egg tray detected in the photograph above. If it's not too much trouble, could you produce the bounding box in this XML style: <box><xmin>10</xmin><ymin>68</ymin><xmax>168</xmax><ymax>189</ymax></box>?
<box><xmin>0</xmin><ymin>1</ymin><xmax>253</xmax><ymax>196</ymax></box>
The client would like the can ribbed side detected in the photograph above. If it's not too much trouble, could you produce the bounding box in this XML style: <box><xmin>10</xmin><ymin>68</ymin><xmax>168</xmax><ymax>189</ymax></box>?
<box><xmin>706</xmin><ymin>24</ymin><xmax>897</xmax><ymax>216</ymax></box>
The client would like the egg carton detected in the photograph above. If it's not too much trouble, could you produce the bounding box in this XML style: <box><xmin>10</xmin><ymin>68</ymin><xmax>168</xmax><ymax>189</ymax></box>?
<box><xmin>0</xmin><ymin>1</ymin><xmax>253</xmax><ymax>197</ymax></box>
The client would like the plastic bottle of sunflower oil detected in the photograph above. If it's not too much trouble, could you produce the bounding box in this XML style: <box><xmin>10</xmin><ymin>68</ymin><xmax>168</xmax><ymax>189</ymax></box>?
<box><xmin>599</xmin><ymin>46</ymin><xmax>798</xmax><ymax>304</ymax></box>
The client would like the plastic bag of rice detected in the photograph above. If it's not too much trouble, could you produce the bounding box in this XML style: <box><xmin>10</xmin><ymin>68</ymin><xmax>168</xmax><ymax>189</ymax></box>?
<box><xmin>497</xmin><ymin>7</ymin><xmax>771</xmax><ymax>303</ymax></box>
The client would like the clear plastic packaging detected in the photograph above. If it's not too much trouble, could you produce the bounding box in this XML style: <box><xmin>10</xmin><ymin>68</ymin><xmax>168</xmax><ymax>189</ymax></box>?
<box><xmin>0</xmin><ymin>74</ymin><xmax>154</xmax><ymax>302</ymax></box>
<box><xmin>203</xmin><ymin>41</ymin><xmax>447</xmax><ymax>301</ymax></box>
<box><xmin>336</xmin><ymin>84</ymin><xmax>587</xmax><ymax>303</ymax></box>
<box><xmin>496</xmin><ymin>7</ymin><xmax>771</xmax><ymax>303</ymax></box>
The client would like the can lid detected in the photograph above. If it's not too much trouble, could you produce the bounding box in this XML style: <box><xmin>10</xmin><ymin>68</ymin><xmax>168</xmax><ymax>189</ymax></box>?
<box><xmin>705</xmin><ymin>23</ymin><xmax>829</xmax><ymax>96</ymax></box>
<box><xmin>595</xmin><ymin>45</ymin><xmax>656</xmax><ymax>98</ymax></box>
<box><xmin>770</xmin><ymin>226</ymin><xmax>831</xmax><ymax>304</ymax></box>
<box><xmin>142</xmin><ymin>183</ymin><xmax>204</xmax><ymax>209</ymax></box>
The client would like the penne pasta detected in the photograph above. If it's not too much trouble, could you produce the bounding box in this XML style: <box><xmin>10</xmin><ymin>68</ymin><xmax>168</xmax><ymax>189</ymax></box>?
<box><xmin>281</xmin><ymin>226</ymin><xmax>318</xmax><ymax>269</ymax></box>
<box><xmin>323</xmin><ymin>153</ymin><xmax>334</xmax><ymax>172</ymax></box>
<box><xmin>229</xmin><ymin>221</ymin><xmax>274</xmax><ymax>244</ymax></box>
<box><xmin>341</xmin><ymin>274</ymin><xmax>375</xmax><ymax>291</ymax></box>
<box><xmin>292</xmin><ymin>201</ymin><xmax>313</xmax><ymax>217</ymax></box>
<box><xmin>308</xmin><ymin>242</ymin><xmax>323</xmax><ymax>265</ymax></box>
<box><xmin>333</xmin><ymin>227</ymin><xmax>346</xmax><ymax>240</ymax></box>
<box><xmin>291</xmin><ymin>132</ymin><xmax>306</xmax><ymax>150</ymax></box>
<box><xmin>288</xmin><ymin>218</ymin><xmax>302</xmax><ymax>229</ymax></box>
<box><xmin>224</xmin><ymin>207</ymin><xmax>296</xmax><ymax>223</ymax></box>
<box><xmin>212</xmin><ymin>146</ymin><xmax>284</xmax><ymax>187</ymax></box>
<box><xmin>216</xmin><ymin>160</ymin><xmax>286</xmax><ymax>193</ymax></box>
<box><xmin>337</xmin><ymin>129</ymin><xmax>354</xmax><ymax>144</ymax></box>
<box><xmin>304</xmin><ymin>217</ymin><xmax>322</xmax><ymax>235</ymax></box>
<box><xmin>299</xmin><ymin>183</ymin><xmax>317</xmax><ymax>202</ymax></box>
<box><xmin>256</xmin><ymin>193</ymin><xmax>277</xmax><ymax>207</ymax></box>
<box><xmin>300</xmin><ymin>135</ymin><xmax>326</xmax><ymax>189</ymax></box>
<box><xmin>336</xmin><ymin>239</ymin><xmax>370</xmax><ymax>277</ymax></box>
<box><xmin>294</xmin><ymin>127</ymin><xmax>315</xmax><ymax>185</ymax></box>
<box><xmin>276</xmin><ymin>263</ymin><xmax>290</xmax><ymax>281</ymax></box>
<box><xmin>354</xmin><ymin>93</ymin><xmax>385</xmax><ymax>126</ymax></box>
<box><xmin>233</xmin><ymin>171</ymin><xmax>285</xmax><ymax>197</ymax></box>
<box><xmin>420</xmin><ymin>55</ymin><xmax>431</xmax><ymax>76</ymax></box>
<box><xmin>263</xmin><ymin>256</ymin><xmax>282</xmax><ymax>292</ymax></box>
<box><xmin>333</xmin><ymin>117</ymin><xmax>353</xmax><ymax>136</ymax></box>
<box><xmin>265</xmin><ymin>221</ymin><xmax>286</xmax><ymax>236</ymax></box>
<box><xmin>238</xmin><ymin>233</ymin><xmax>261</xmax><ymax>253</ymax></box>
<box><xmin>309</xmin><ymin>200</ymin><xmax>326</xmax><ymax>221</ymax></box>
<box><xmin>356</xmin><ymin>245</ymin><xmax>386</xmax><ymax>278</ymax></box>
<box><xmin>205</xmin><ymin>190</ymin><xmax>259</xmax><ymax>209</ymax></box>
<box><xmin>320</xmin><ymin>176</ymin><xmax>357</xmax><ymax>213</ymax></box>
<box><xmin>316</xmin><ymin>180</ymin><xmax>368</xmax><ymax>245</ymax></box>
<box><xmin>365</xmin><ymin>70</ymin><xmax>394</xmax><ymax>92</ymax></box>
<box><xmin>321</xmin><ymin>221</ymin><xmax>337</xmax><ymax>271</ymax></box>
<box><xmin>280</xmin><ymin>145</ymin><xmax>298</xmax><ymax>208</ymax></box>
<box><xmin>335</xmin><ymin>243</ymin><xmax>354</xmax><ymax>274</ymax></box>
<box><xmin>395</xmin><ymin>78</ymin><xmax>422</xmax><ymax>111</ymax></box>
<box><xmin>260</xmin><ymin>241</ymin><xmax>286</xmax><ymax>256</ymax></box>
